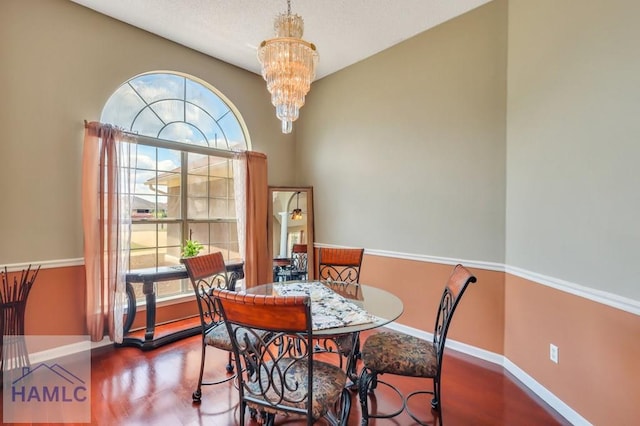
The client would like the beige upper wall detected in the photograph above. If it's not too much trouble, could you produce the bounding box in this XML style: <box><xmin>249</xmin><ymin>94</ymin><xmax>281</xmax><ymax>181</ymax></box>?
<box><xmin>3</xmin><ymin>0</ymin><xmax>637</xmax><ymax>304</ymax></box>
<box><xmin>0</xmin><ymin>0</ymin><xmax>295</xmax><ymax>264</ymax></box>
<box><xmin>298</xmin><ymin>0</ymin><xmax>640</xmax><ymax>303</ymax></box>
<box><xmin>297</xmin><ymin>0</ymin><xmax>508</xmax><ymax>263</ymax></box>
<box><xmin>506</xmin><ymin>0</ymin><xmax>640</xmax><ymax>300</ymax></box>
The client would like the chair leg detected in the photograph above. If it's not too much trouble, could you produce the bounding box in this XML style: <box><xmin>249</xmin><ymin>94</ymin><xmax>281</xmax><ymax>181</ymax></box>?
<box><xmin>431</xmin><ymin>376</ymin><xmax>440</xmax><ymax>410</ymax></box>
<box><xmin>359</xmin><ymin>368</ymin><xmax>407</xmax><ymax>424</ymax></box>
<box><xmin>344</xmin><ymin>332</ymin><xmax>361</xmax><ymax>384</ymax></box>
<box><xmin>192</xmin><ymin>341</ymin><xmax>206</xmax><ymax>403</ymax></box>
<box><xmin>265</xmin><ymin>412</ymin><xmax>275</xmax><ymax>426</ymax></box>
<box><xmin>339</xmin><ymin>388</ymin><xmax>352</xmax><ymax>426</ymax></box>
<box><xmin>353</xmin><ymin>333</ymin><xmax>361</xmax><ymax>359</ymax></box>
<box><xmin>226</xmin><ymin>351</ymin><xmax>234</xmax><ymax>373</ymax></box>
<box><xmin>358</xmin><ymin>368</ymin><xmax>375</xmax><ymax>425</ymax></box>
<box><xmin>239</xmin><ymin>401</ymin><xmax>246</xmax><ymax>424</ymax></box>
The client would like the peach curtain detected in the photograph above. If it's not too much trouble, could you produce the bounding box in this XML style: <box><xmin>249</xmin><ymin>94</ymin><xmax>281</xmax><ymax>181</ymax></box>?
<box><xmin>237</xmin><ymin>151</ymin><xmax>270</xmax><ymax>288</ymax></box>
<box><xmin>82</xmin><ymin>122</ymin><xmax>130</xmax><ymax>343</ymax></box>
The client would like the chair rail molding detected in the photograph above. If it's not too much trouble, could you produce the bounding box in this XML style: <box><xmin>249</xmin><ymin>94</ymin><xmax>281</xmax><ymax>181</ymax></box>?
<box><xmin>1</xmin><ymin>258</ymin><xmax>85</xmax><ymax>272</ymax></box>
<box><xmin>505</xmin><ymin>264</ymin><xmax>640</xmax><ymax>316</ymax></box>
<box><xmin>10</xmin><ymin>252</ymin><xmax>639</xmax><ymax>315</ymax></box>
<box><xmin>314</xmin><ymin>243</ymin><xmax>640</xmax><ymax>316</ymax></box>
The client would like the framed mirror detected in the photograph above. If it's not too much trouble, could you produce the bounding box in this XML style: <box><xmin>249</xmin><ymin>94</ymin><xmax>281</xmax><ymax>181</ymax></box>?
<box><xmin>268</xmin><ymin>186</ymin><xmax>314</xmax><ymax>281</ymax></box>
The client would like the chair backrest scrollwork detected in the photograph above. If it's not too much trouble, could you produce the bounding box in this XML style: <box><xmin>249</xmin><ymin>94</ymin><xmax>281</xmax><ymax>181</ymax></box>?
<box><xmin>214</xmin><ymin>289</ymin><xmax>319</xmax><ymax>422</ymax></box>
<box><xmin>432</xmin><ymin>264</ymin><xmax>476</xmax><ymax>369</ymax></box>
<box><xmin>318</xmin><ymin>247</ymin><xmax>364</xmax><ymax>284</ymax></box>
<box><xmin>182</xmin><ymin>252</ymin><xmax>230</xmax><ymax>331</ymax></box>
<box><xmin>291</xmin><ymin>244</ymin><xmax>308</xmax><ymax>272</ymax></box>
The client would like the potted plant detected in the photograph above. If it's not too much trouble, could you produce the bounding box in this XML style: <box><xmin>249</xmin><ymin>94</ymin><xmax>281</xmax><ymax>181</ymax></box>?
<box><xmin>181</xmin><ymin>239</ymin><xmax>204</xmax><ymax>259</ymax></box>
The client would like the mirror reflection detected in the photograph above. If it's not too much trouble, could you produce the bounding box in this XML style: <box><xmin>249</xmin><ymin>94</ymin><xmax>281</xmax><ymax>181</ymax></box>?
<box><xmin>269</xmin><ymin>187</ymin><xmax>314</xmax><ymax>282</ymax></box>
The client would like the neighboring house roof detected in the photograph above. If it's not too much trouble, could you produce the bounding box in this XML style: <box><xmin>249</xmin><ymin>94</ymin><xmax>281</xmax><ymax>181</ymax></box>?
<box><xmin>131</xmin><ymin>195</ymin><xmax>166</xmax><ymax>211</ymax></box>
<box><xmin>147</xmin><ymin>155</ymin><xmax>229</xmax><ymax>187</ymax></box>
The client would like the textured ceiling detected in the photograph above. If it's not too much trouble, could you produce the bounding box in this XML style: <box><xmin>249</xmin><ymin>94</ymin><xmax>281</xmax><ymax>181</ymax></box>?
<box><xmin>70</xmin><ymin>0</ymin><xmax>492</xmax><ymax>80</ymax></box>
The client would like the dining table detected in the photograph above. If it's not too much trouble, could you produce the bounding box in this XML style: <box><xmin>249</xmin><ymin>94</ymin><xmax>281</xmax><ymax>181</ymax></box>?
<box><xmin>244</xmin><ymin>280</ymin><xmax>404</xmax><ymax>383</ymax></box>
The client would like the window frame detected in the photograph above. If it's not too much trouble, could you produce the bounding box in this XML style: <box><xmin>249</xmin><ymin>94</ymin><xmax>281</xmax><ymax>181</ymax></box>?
<box><xmin>100</xmin><ymin>71</ymin><xmax>250</xmax><ymax>304</ymax></box>
<box><xmin>126</xmin><ymin>134</ymin><xmax>240</xmax><ymax>303</ymax></box>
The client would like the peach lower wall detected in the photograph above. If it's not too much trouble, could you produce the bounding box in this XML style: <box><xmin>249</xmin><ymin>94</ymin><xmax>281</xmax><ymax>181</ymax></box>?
<box><xmin>505</xmin><ymin>274</ymin><xmax>640</xmax><ymax>425</ymax></box>
<box><xmin>19</xmin><ymin>257</ymin><xmax>506</xmax><ymax>356</ymax></box>
<box><xmin>14</xmin><ymin>257</ymin><xmax>640</xmax><ymax>424</ymax></box>
<box><xmin>13</xmin><ymin>265</ymin><xmax>198</xmax><ymax>337</ymax></box>
<box><xmin>359</xmin><ymin>254</ymin><xmax>505</xmax><ymax>355</ymax></box>
<box><xmin>20</xmin><ymin>266</ymin><xmax>86</xmax><ymax>335</ymax></box>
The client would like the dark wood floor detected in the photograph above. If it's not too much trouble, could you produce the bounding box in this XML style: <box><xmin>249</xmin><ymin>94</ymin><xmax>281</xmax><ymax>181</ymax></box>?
<box><xmin>1</xmin><ymin>324</ymin><xmax>570</xmax><ymax>425</ymax></box>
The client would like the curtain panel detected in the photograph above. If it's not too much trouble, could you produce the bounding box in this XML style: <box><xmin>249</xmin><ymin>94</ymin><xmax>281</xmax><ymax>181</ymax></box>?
<box><xmin>82</xmin><ymin>121</ymin><xmax>130</xmax><ymax>343</ymax></box>
<box><xmin>82</xmin><ymin>123</ymin><xmax>268</xmax><ymax>342</ymax></box>
<box><xmin>239</xmin><ymin>151</ymin><xmax>271</xmax><ymax>288</ymax></box>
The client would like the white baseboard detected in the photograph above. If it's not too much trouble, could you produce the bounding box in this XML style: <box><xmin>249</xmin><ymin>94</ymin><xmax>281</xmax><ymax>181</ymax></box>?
<box><xmin>384</xmin><ymin>321</ymin><xmax>591</xmax><ymax>425</ymax></box>
<box><xmin>502</xmin><ymin>358</ymin><xmax>591</xmax><ymax>426</ymax></box>
<box><xmin>28</xmin><ymin>338</ymin><xmax>112</xmax><ymax>364</ymax></box>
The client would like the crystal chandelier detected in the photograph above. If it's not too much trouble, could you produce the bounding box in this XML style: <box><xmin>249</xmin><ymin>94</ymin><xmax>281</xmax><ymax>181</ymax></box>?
<box><xmin>257</xmin><ymin>0</ymin><xmax>319</xmax><ymax>134</ymax></box>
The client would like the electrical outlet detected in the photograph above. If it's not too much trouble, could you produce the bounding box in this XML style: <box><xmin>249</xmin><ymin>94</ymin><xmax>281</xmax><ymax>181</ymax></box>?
<box><xmin>549</xmin><ymin>344</ymin><xmax>559</xmax><ymax>363</ymax></box>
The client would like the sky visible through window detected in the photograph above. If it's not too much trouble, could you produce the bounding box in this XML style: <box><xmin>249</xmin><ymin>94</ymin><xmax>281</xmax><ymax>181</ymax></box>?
<box><xmin>101</xmin><ymin>72</ymin><xmax>248</xmax><ymax>207</ymax></box>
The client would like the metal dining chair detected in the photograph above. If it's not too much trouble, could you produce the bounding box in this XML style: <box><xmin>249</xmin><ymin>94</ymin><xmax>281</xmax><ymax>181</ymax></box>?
<box><xmin>318</xmin><ymin>247</ymin><xmax>364</xmax><ymax>283</ymax></box>
<box><xmin>317</xmin><ymin>247</ymin><xmax>365</xmax><ymax>382</ymax></box>
<box><xmin>358</xmin><ymin>264</ymin><xmax>477</xmax><ymax>425</ymax></box>
<box><xmin>213</xmin><ymin>288</ymin><xmax>351</xmax><ymax>425</ymax></box>
<box><xmin>182</xmin><ymin>252</ymin><xmax>237</xmax><ymax>403</ymax></box>
<box><xmin>291</xmin><ymin>243</ymin><xmax>309</xmax><ymax>279</ymax></box>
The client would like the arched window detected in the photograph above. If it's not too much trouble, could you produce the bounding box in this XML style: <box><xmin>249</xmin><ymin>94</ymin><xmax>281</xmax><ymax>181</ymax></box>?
<box><xmin>102</xmin><ymin>71</ymin><xmax>249</xmax><ymax>301</ymax></box>
<box><xmin>102</xmin><ymin>72</ymin><xmax>249</xmax><ymax>150</ymax></box>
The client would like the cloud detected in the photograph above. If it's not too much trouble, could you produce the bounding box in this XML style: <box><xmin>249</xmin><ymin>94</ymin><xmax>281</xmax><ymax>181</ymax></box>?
<box><xmin>101</xmin><ymin>72</ymin><xmax>249</xmax><ymax>150</ymax></box>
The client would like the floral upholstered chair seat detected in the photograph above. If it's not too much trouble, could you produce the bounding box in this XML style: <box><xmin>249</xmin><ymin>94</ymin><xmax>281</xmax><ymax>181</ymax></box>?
<box><xmin>246</xmin><ymin>358</ymin><xmax>347</xmax><ymax>420</ymax></box>
<box><xmin>203</xmin><ymin>322</ymin><xmax>264</xmax><ymax>351</ymax></box>
<box><xmin>361</xmin><ymin>331</ymin><xmax>438</xmax><ymax>377</ymax></box>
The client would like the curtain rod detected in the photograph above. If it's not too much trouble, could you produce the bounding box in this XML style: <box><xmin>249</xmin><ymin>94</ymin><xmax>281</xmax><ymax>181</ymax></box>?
<box><xmin>82</xmin><ymin>120</ymin><xmax>242</xmax><ymax>159</ymax></box>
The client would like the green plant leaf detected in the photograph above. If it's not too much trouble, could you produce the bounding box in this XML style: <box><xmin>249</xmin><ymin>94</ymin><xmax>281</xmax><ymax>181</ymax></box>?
<box><xmin>181</xmin><ymin>239</ymin><xmax>204</xmax><ymax>258</ymax></box>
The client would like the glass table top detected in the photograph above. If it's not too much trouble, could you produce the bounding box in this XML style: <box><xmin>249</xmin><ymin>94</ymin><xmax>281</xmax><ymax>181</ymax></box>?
<box><xmin>244</xmin><ymin>280</ymin><xmax>404</xmax><ymax>336</ymax></box>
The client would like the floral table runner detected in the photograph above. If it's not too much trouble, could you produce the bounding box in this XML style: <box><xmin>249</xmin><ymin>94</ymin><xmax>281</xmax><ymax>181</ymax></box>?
<box><xmin>273</xmin><ymin>281</ymin><xmax>377</xmax><ymax>330</ymax></box>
